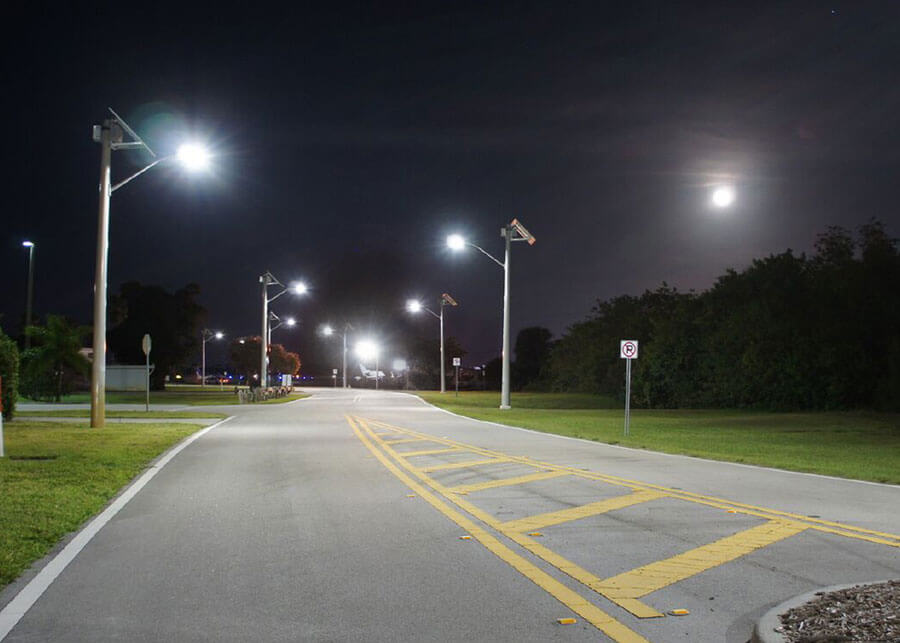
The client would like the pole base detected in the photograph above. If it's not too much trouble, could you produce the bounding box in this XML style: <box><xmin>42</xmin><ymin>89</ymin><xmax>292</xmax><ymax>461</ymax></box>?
<box><xmin>499</xmin><ymin>405</ymin><xmax>511</xmax><ymax>410</ymax></box>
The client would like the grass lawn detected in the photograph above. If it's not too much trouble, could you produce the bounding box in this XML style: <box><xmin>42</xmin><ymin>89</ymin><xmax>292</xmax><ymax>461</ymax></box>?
<box><xmin>20</xmin><ymin>389</ymin><xmax>309</xmax><ymax>407</ymax></box>
<box><xmin>416</xmin><ymin>391</ymin><xmax>900</xmax><ymax>484</ymax></box>
<box><xmin>0</xmin><ymin>421</ymin><xmax>204</xmax><ymax>590</ymax></box>
<box><xmin>16</xmin><ymin>410</ymin><xmax>227</xmax><ymax>419</ymax></box>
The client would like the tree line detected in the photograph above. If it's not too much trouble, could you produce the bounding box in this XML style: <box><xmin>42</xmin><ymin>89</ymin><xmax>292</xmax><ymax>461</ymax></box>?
<box><xmin>514</xmin><ymin>221</ymin><xmax>899</xmax><ymax>411</ymax></box>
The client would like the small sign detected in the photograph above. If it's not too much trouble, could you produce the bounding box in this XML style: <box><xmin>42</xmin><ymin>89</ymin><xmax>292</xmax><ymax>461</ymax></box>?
<box><xmin>620</xmin><ymin>340</ymin><xmax>638</xmax><ymax>359</ymax></box>
<box><xmin>142</xmin><ymin>334</ymin><xmax>152</xmax><ymax>356</ymax></box>
<box><xmin>452</xmin><ymin>357</ymin><xmax>461</xmax><ymax>366</ymax></box>
<box><xmin>332</xmin><ymin>369</ymin><xmax>338</xmax><ymax>376</ymax></box>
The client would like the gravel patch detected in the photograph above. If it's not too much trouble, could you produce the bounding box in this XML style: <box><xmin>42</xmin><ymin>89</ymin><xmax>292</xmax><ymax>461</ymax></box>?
<box><xmin>777</xmin><ymin>580</ymin><xmax>899</xmax><ymax>642</ymax></box>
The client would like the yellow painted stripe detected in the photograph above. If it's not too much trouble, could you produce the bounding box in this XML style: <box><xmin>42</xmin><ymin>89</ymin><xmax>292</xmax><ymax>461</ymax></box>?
<box><xmin>420</xmin><ymin>458</ymin><xmax>507</xmax><ymax>473</ymax></box>
<box><xmin>347</xmin><ymin>416</ymin><xmax>649</xmax><ymax>642</ymax></box>
<box><xmin>501</xmin><ymin>490</ymin><xmax>665</xmax><ymax>533</ymax></box>
<box><xmin>364</xmin><ymin>418</ymin><xmax>900</xmax><ymax>549</ymax></box>
<box><xmin>449</xmin><ymin>470</ymin><xmax>571</xmax><ymax>494</ymax></box>
<box><xmin>594</xmin><ymin>520</ymin><xmax>807</xmax><ymax>599</ymax></box>
<box><xmin>397</xmin><ymin>447</ymin><xmax>461</xmax><ymax>458</ymax></box>
<box><xmin>384</xmin><ymin>437</ymin><xmax>427</xmax><ymax>445</ymax></box>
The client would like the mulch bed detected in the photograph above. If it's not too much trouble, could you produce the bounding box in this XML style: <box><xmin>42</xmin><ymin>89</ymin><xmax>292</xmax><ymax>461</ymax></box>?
<box><xmin>776</xmin><ymin>580</ymin><xmax>899</xmax><ymax>642</ymax></box>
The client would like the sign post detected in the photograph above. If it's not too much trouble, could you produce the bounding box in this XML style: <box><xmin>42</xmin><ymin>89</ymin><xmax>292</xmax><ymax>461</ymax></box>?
<box><xmin>142</xmin><ymin>334</ymin><xmax>152</xmax><ymax>412</ymax></box>
<box><xmin>620</xmin><ymin>340</ymin><xmax>638</xmax><ymax>436</ymax></box>
<box><xmin>332</xmin><ymin>368</ymin><xmax>338</xmax><ymax>388</ymax></box>
<box><xmin>452</xmin><ymin>357</ymin><xmax>461</xmax><ymax>397</ymax></box>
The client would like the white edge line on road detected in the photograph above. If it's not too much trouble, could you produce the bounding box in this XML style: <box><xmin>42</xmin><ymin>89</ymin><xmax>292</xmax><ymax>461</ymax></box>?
<box><xmin>0</xmin><ymin>416</ymin><xmax>235</xmax><ymax>641</ymax></box>
<box><xmin>393</xmin><ymin>392</ymin><xmax>899</xmax><ymax>491</ymax></box>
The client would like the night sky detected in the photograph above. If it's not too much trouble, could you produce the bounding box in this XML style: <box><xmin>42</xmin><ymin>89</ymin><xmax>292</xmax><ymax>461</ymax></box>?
<box><xmin>4</xmin><ymin>2</ymin><xmax>899</xmax><ymax>373</ymax></box>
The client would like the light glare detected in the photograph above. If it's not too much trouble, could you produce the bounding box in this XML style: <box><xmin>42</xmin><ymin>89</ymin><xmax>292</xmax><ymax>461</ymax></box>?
<box><xmin>406</xmin><ymin>299</ymin><xmax>422</xmax><ymax>313</ymax></box>
<box><xmin>447</xmin><ymin>234</ymin><xmax>466</xmax><ymax>250</ymax></box>
<box><xmin>711</xmin><ymin>186</ymin><xmax>735</xmax><ymax>208</ymax></box>
<box><xmin>176</xmin><ymin>144</ymin><xmax>210</xmax><ymax>171</ymax></box>
<box><xmin>355</xmin><ymin>339</ymin><xmax>379</xmax><ymax>361</ymax></box>
<box><xmin>292</xmin><ymin>282</ymin><xmax>308</xmax><ymax>295</ymax></box>
<box><xmin>214</xmin><ymin>332</ymin><xmax>224</xmax><ymax>340</ymax></box>
<box><xmin>286</xmin><ymin>317</ymin><xmax>297</xmax><ymax>327</ymax></box>
<box><xmin>321</xmin><ymin>325</ymin><xmax>334</xmax><ymax>336</ymax></box>
<box><xmin>22</xmin><ymin>240</ymin><xmax>34</xmax><ymax>248</ymax></box>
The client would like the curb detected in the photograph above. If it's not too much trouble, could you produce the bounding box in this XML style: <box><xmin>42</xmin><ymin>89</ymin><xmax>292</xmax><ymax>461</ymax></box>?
<box><xmin>751</xmin><ymin>579</ymin><xmax>897</xmax><ymax>643</ymax></box>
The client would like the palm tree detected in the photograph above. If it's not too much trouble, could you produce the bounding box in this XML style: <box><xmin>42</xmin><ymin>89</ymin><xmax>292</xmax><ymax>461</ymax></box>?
<box><xmin>25</xmin><ymin>315</ymin><xmax>90</xmax><ymax>402</ymax></box>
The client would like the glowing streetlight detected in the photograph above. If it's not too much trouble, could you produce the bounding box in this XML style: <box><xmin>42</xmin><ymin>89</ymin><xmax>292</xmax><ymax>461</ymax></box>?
<box><xmin>176</xmin><ymin>143</ymin><xmax>211</xmax><ymax>171</ymax></box>
<box><xmin>201</xmin><ymin>329</ymin><xmax>225</xmax><ymax>387</ymax></box>
<box><xmin>711</xmin><ymin>185</ymin><xmax>735</xmax><ymax>208</ymax></box>
<box><xmin>21</xmin><ymin>241</ymin><xmax>35</xmax><ymax>349</ymax></box>
<box><xmin>446</xmin><ymin>219</ymin><xmax>535</xmax><ymax>409</ymax></box>
<box><xmin>355</xmin><ymin>339</ymin><xmax>381</xmax><ymax>390</ymax></box>
<box><xmin>406</xmin><ymin>293</ymin><xmax>458</xmax><ymax>393</ymax></box>
<box><xmin>259</xmin><ymin>271</ymin><xmax>308</xmax><ymax>387</ymax></box>
<box><xmin>90</xmin><ymin>108</ymin><xmax>212</xmax><ymax>427</ymax></box>
<box><xmin>267</xmin><ymin>311</ymin><xmax>298</xmax><ymax>344</ymax></box>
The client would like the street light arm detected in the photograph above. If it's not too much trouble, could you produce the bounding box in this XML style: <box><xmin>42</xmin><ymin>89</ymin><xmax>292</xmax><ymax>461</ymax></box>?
<box><xmin>267</xmin><ymin>288</ymin><xmax>289</xmax><ymax>304</ymax></box>
<box><xmin>469</xmin><ymin>243</ymin><xmax>505</xmax><ymax>269</ymax></box>
<box><xmin>422</xmin><ymin>306</ymin><xmax>441</xmax><ymax>320</ymax></box>
<box><xmin>110</xmin><ymin>155</ymin><xmax>173</xmax><ymax>193</ymax></box>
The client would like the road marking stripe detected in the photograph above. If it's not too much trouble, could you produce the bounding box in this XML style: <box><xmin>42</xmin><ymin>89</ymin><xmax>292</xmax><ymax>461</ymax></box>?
<box><xmin>0</xmin><ymin>417</ymin><xmax>235</xmax><ymax>641</ymax></box>
<box><xmin>448</xmin><ymin>470</ymin><xmax>571</xmax><ymax>494</ymax></box>
<box><xmin>347</xmin><ymin>416</ymin><xmax>649</xmax><ymax>643</ymax></box>
<box><xmin>501</xmin><ymin>490</ymin><xmax>665</xmax><ymax>533</ymax></box>
<box><xmin>364</xmin><ymin>418</ymin><xmax>900</xmax><ymax>548</ymax></box>
<box><xmin>593</xmin><ymin>520</ymin><xmax>807</xmax><ymax>599</ymax></box>
<box><xmin>385</xmin><ymin>437</ymin><xmax>427</xmax><ymax>445</ymax></box>
<box><xmin>420</xmin><ymin>458</ymin><xmax>507</xmax><ymax>473</ymax></box>
<box><xmin>396</xmin><ymin>447</ymin><xmax>461</xmax><ymax>458</ymax></box>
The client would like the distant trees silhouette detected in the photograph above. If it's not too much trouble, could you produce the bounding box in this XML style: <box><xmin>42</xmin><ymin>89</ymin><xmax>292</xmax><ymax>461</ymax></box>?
<box><xmin>547</xmin><ymin>220</ymin><xmax>900</xmax><ymax>410</ymax></box>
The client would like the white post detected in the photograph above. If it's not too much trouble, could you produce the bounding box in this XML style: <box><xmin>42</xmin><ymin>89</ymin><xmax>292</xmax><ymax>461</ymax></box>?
<box><xmin>145</xmin><ymin>350</ymin><xmax>150</xmax><ymax>412</ymax></box>
<box><xmin>500</xmin><ymin>225</ymin><xmax>512</xmax><ymax>409</ymax></box>
<box><xmin>342</xmin><ymin>330</ymin><xmax>348</xmax><ymax>388</ymax></box>
<box><xmin>90</xmin><ymin>120</ymin><xmax>113</xmax><ymax>428</ymax></box>
<box><xmin>624</xmin><ymin>358</ymin><xmax>632</xmax><ymax>437</ymax></box>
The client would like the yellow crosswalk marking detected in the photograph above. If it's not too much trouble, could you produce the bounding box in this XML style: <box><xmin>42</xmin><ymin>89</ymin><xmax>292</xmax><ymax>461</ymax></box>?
<box><xmin>384</xmin><ymin>437</ymin><xmax>427</xmax><ymax>445</ymax></box>
<box><xmin>396</xmin><ymin>447</ymin><xmax>461</xmax><ymax>458</ymax></box>
<box><xmin>501</xmin><ymin>490</ymin><xmax>665</xmax><ymax>533</ymax></box>
<box><xmin>593</xmin><ymin>520</ymin><xmax>807</xmax><ymax>600</ymax></box>
<box><xmin>420</xmin><ymin>459</ymin><xmax>507</xmax><ymax>473</ymax></box>
<box><xmin>449</xmin><ymin>470</ymin><xmax>571</xmax><ymax>494</ymax></box>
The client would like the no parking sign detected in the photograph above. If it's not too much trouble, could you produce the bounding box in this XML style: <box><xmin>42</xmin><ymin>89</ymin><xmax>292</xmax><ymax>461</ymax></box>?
<box><xmin>620</xmin><ymin>340</ymin><xmax>638</xmax><ymax>359</ymax></box>
<box><xmin>619</xmin><ymin>340</ymin><xmax>638</xmax><ymax>437</ymax></box>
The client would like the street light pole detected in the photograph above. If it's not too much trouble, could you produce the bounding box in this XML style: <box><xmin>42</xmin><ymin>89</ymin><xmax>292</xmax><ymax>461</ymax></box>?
<box><xmin>201</xmin><ymin>329</ymin><xmax>223</xmax><ymax>387</ymax></box>
<box><xmin>500</xmin><ymin>225</ymin><xmax>512</xmax><ymax>409</ymax></box>
<box><xmin>89</xmin><ymin>109</ymin><xmax>210</xmax><ymax>428</ymax></box>
<box><xmin>446</xmin><ymin>220</ymin><xmax>534</xmax><ymax>410</ymax></box>
<box><xmin>90</xmin><ymin>120</ymin><xmax>113</xmax><ymax>428</ymax></box>
<box><xmin>407</xmin><ymin>294</ymin><xmax>456</xmax><ymax>393</ymax></box>
<box><xmin>342</xmin><ymin>330</ymin><xmax>348</xmax><ymax>388</ymax></box>
<box><xmin>22</xmin><ymin>241</ymin><xmax>35</xmax><ymax>349</ymax></box>
<box><xmin>259</xmin><ymin>272</ymin><xmax>306</xmax><ymax>388</ymax></box>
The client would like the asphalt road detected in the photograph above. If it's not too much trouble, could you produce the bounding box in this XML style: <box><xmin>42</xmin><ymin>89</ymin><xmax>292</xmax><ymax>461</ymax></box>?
<box><xmin>2</xmin><ymin>388</ymin><xmax>898</xmax><ymax>642</ymax></box>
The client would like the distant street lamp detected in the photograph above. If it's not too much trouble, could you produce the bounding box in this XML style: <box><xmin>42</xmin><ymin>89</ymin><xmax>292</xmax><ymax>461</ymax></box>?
<box><xmin>22</xmin><ymin>241</ymin><xmax>35</xmax><ymax>349</ymax></box>
<box><xmin>321</xmin><ymin>323</ymin><xmax>353</xmax><ymax>388</ymax></box>
<box><xmin>406</xmin><ymin>293</ymin><xmax>458</xmax><ymax>393</ymax></box>
<box><xmin>355</xmin><ymin>339</ymin><xmax>381</xmax><ymax>390</ymax></box>
<box><xmin>447</xmin><ymin>219</ymin><xmax>535</xmax><ymax>409</ymax></box>
<box><xmin>201</xmin><ymin>329</ymin><xmax>224</xmax><ymax>387</ymax></box>
<box><xmin>711</xmin><ymin>185</ymin><xmax>736</xmax><ymax>208</ymax></box>
<box><xmin>90</xmin><ymin>108</ymin><xmax>210</xmax><ymax>428</ymax></box>
<box><xmin>268</xmin><ymin>312</ymin><xmax>297</xmax><ymax>344</ymax></box>
<box><xmin>259</xmin><ymin>272</ymin><xmax>307</xmax><ymax>387</ymax></box>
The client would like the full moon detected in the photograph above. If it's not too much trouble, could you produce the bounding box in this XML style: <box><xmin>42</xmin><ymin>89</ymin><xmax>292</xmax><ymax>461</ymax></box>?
<box><xmin>711</xmin><ymin>186</ymin><xmax>736</xmax><ymax>208</ymax></box>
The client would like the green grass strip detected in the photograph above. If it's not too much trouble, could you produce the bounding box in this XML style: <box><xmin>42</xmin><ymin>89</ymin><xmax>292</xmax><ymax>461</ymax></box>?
<box><xmin>417</xmin><ymin>392</ymin><xmax>900</xmax><ymax>485</ymax></box>
<box><xmin>16</xmin><ymin>410</ymin><xmax>226</xmax><ymax>419</ymax></box>
<box><xmin>0</xmin><ymin>421</ymin><xmax>204</xmax><ymax>590</ymax></box>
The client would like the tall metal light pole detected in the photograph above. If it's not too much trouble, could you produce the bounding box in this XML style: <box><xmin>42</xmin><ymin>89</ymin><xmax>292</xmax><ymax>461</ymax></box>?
<box><xmin>321</xmin><ymin>323</ymin><xmax>352</xmax><ymax>388</ymax></box>
<box><xmin>259</xmin><ymin>272</ymin><xmax>306</xmax><ymax>387</ymax></box>
<box><xmin>22</xmin><ymin>241</ymin><xmax>35</xmax><ymax>349</ymax></box>
<box><xmin>407</xmin><ymin>293</ymin><xmax>457</xmax><ymax>393</ymax></box>
<box><xmin>201</xmin><ymin>329</ymin><xmax>224</xmax><ymax>386</ymax></box>
<box><xmin>89</xmin><ymin>108</ymin><xmax>211</xmax><ymax>428</ymax></box>
<box><xmin>447</xmin><ymin>219</ymin><xmax>535</xmax><ymax>409</ymax></box>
